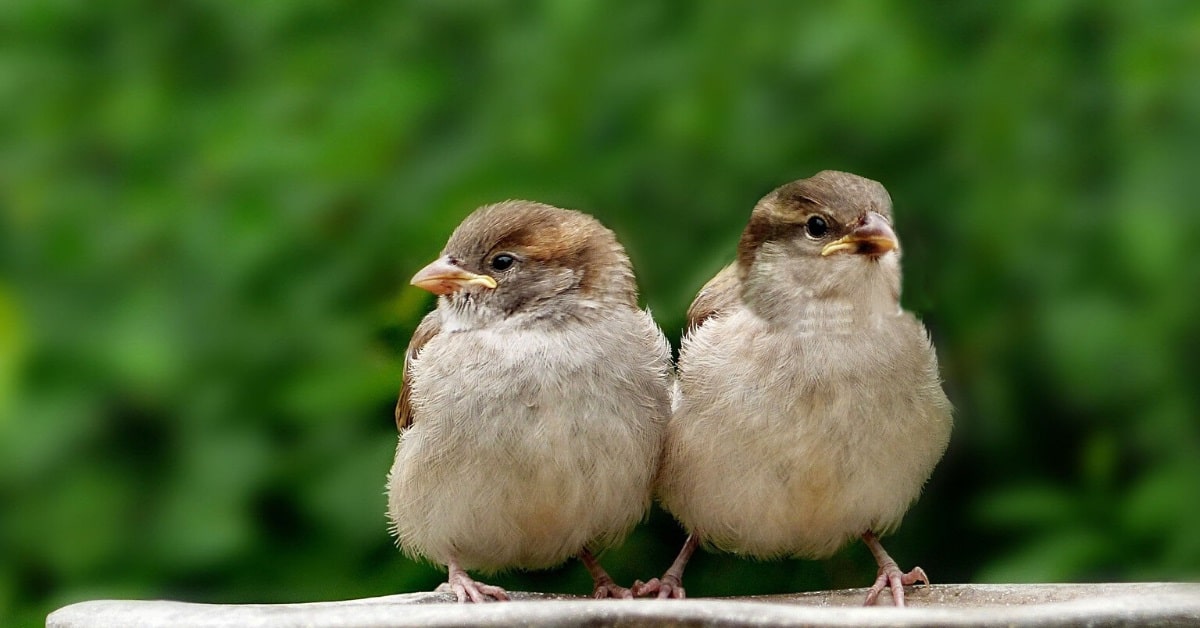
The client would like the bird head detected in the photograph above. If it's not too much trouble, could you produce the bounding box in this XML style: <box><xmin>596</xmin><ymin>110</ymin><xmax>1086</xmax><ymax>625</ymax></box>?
<box><xmin>736</xmin><ymin>171</ymin><xmax>903</xmax><ymax>313</ymax></box>
<box><xmin>410</xmin><ymin>201</ymin><xmax>637</xmax><ymax>329</ymax></box>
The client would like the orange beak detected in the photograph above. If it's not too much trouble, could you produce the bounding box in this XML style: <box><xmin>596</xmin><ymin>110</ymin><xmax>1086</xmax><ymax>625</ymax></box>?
<box><xmin>410</xmin><ymin>257</ymin><xmax>498</xmax><ymax>295</ymax></box>
<box><xmin>820</xmin><ymin>211</ymin><xmax>898</xmax><ymax>258</ymax></box>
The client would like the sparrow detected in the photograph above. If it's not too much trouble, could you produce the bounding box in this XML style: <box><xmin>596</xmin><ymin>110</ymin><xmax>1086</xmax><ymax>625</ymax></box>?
<box><xmin>386</xmin><ymin>200</ymin><xmax>673</xmax><ymax>602</ymax></box>
<box><xmin>638</xmin><ymin>171</ymin><xmax>952</xmax><ymax>606</ymax></box>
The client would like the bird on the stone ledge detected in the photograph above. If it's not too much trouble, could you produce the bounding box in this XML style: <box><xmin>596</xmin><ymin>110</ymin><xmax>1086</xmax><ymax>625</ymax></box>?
<box><xmin>387</xmin><ymin>200</ymin><xmax>673</xmax><ymax>603</ymax></box>
<box><xmin>637</xmin><ymin>171</ymin><xmax>952</xmax><ymax>606</ymax></box>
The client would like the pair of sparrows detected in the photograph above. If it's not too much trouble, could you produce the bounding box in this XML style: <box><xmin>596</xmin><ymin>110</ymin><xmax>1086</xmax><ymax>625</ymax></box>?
<box><xmin>386</xmin><ymin>171</ymin><xmax>953</xmax><ymax>606</ymax></box>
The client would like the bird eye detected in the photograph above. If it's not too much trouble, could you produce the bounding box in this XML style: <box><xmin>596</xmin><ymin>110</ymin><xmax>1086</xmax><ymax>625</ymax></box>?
<box><xmin>805</xmin><ymin>215</ymin><xmax>829</xmax><ymax>238</ymax></box>
<box><xmin>490</xmin><ymin>254</ymin><xmax>515</xmax><ymax>271</ymax></box>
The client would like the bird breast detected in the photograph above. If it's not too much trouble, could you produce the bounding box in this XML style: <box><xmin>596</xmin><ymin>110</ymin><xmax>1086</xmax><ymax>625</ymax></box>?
<box><xmin>659</xmin><ymin>305</ymin><xmax>951</xmax><ymax>559</ymax></box>
<box><xmin>388</xmin><ymin>308</ymin><xmax>671</xmax><ymax>571</ymax></box>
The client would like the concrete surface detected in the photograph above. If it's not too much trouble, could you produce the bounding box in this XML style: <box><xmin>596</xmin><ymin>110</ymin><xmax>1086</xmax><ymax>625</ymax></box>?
<box><xmin>47</xmin><ymin>582</ymin><xmax>1200</xmax><ymax>627</ymax></box>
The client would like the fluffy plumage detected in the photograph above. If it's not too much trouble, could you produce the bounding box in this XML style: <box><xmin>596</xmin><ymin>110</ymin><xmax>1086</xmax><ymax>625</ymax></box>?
<box><xmin>644</xmin><ymin>171</ymin><xmax>952</xmax><ymax>605</ymax></box>
<box><xmin>387</xmin><ymin>200</ymin><xmax>672</xmax><ymax>602</ymax></box>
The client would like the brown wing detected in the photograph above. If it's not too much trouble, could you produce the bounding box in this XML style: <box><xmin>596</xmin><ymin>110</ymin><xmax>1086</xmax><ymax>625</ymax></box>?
<box><xmin>685</xmin><ymin>263</ymin><xmax>740</xmax><ymax>332</ymax></box>
<box><xmin>395</xmin><ymin>311</ymin><xmax>442</xmax><ymax>432</ymax></box>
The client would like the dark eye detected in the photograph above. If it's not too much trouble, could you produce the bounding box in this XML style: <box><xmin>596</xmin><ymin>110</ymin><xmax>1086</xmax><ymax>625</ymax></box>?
<box><xmin>490</xmin><ymin>254</ymin><xmax>515</xmax><ymax>271</ymax></box>
<box><xmin>805</xmin><ymin>215</ymin><xmax>829</xmax><ymax>238</ymax></box>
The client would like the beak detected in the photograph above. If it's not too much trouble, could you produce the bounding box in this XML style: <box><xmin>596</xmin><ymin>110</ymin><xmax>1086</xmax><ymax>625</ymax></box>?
<box><xmin>820</xmin><ymin>211</ymin><xmax>898</xmax><ymax>258</ymax></box>
<box><xmin>410</xmin><ymin>257</ymin><xmax>498</xmax><ymax>295</ymax></box>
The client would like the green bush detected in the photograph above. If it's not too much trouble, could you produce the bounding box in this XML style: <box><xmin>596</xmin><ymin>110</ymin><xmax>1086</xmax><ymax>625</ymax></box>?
<box><xmin>2</xmin><ymin>2</ymin><xmax>1198</xmax><ymax>625</ymax></box>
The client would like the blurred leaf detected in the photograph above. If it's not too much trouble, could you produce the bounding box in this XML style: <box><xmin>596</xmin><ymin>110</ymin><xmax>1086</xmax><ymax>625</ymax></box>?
<box><xmin>1122</xmin><ymin>463</ymin><xmax>1200</xmax><ymax>540</ymax></box>
<box><xmin>974</xmin><ymin>484</ymin><xmax>1078</xmax><ymax>529</ymax></box>
<box><xmin>1080</xmin><ymin>431</ymin><xmax>1118</xmax><ymax>491</ymax></box>
<box><xmin>0</xmin><ymin>285</ymin><xmax>26</xmax><ymax>427</ymax></box>
<box><xmin>975</xmin><ymin>530</ymin><xmax>1110</xmax><ymax>583</ymax></box>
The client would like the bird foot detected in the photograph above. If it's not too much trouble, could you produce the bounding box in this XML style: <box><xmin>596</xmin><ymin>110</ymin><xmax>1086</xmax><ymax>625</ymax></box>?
<box><xmin>577</xmin><ymin>548</ymin><xmax>633</xmax><ymax>599</ymax></box>
<box><xmin>591</xmin><ymin>577</ymin><xmax>634</xmax><ymax>600</ymax></box>
<box><xmin>863</xmin><ymin>563</ymin><xmax>927</xmax><ymax>607</ymax></box>
<box><xmin>632</xmin><ymin>575</ymin><xmax>686</xmax><ymax>599</ymax></box>
<box><xmin>633</xmin><ymin>534</ymin><xmax>697</xmax><ymax>599</ymax></box>
<box><xmin>437</xmin><ymin>570</ymin><xmax>510</xmax><ymax>603</ymax></box>
<box><xmin>860</xmin><ymin>530</ymin><xmax>928</xmax><ymax>607</ymax></box>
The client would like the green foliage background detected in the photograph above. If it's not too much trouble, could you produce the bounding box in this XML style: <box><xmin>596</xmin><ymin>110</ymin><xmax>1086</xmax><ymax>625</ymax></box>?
<box><xmin>3</xmin><ymin>1</ymin><xmax>1199</xmax><ymax>625</ymax></box>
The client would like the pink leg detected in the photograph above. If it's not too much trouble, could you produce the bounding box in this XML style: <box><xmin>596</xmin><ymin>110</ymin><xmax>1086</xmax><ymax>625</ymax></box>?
<box><xmin>861</xmin><ymin>530</ymin><xmax>928</xmax><ymax>607</ymax></box>
<box><xmin>579</xmin><ymin>548</ymin><xmax>633</xmax><ymax>599</ymax></box>
<box><xmin>632</xmin><ymin>534</ymin><xmax>698</xmax><ymax>599</ymax></box>
<box><xmin>436</xmin><ymin>558</ymin><xmax>510</xmax><ymax>603</ymax></box>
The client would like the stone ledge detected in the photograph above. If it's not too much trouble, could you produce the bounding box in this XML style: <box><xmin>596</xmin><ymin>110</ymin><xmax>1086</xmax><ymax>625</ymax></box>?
<box><xmin>46</xmin><ymin>583</ymin><xmax>1200</xmax><ymax>627</ymax></box>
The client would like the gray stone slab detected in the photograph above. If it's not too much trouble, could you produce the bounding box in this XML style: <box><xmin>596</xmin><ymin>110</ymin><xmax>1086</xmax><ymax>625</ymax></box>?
<box><xmin>46</xmin><ymin>583</ymin><xmax>1200</xmax><ymax>627</ymax></box>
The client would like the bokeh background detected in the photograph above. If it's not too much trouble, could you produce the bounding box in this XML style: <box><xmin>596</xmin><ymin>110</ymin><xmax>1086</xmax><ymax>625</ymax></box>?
<box><xmin>3</xmin><ymin>1</ymin><xmax>1199</xmax><ymax>625</ymax></box>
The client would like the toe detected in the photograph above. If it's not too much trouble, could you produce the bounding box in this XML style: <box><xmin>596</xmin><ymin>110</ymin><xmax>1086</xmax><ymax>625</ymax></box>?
<box><xmin>480</xmin><ymin>584</ymin><xmax>509</xmax><ymax>601</ymax></box>
<box><xmin>593</xmin><ymin>584</ymin><xmax>633</xmax><ymax>599</ymax></box>
<box><xmin>889</xmin><ymin>573</ymin><xmax>905</xmax><ymax>607</ymax></box>
<box><xmin>903</xmin><ymin>566</ymin><xmax>929</xmax><ymax>587</ymax></box>
<box><xmin>632</xmin><ymin>578</ymin><xmax>661</xmax><ymax>598</ymax></box>
<box><xmin>863</xmin><ymin>573</ymin><xmax>888</xmax><ymax>606</ymax></box>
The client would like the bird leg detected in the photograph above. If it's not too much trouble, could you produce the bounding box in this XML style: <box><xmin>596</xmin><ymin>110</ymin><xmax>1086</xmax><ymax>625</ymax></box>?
<box><xmin>436</xmin><ymin>558</ymin><xmax>510</xmax><ymax>603</ymax></box>
<box><xmin>632</xmin><ymin>534</ymin><xmax>698</xmax><ymax>599</ymax></box>
<box><xmin>578</xmin><ymin>547</ymin><xmax>633</xmax><ymax>599</ymax></box>
<box><xmin>861</xmin><ymin>530</ymin><xmax>928</xmax><ymax>607</ymax></box>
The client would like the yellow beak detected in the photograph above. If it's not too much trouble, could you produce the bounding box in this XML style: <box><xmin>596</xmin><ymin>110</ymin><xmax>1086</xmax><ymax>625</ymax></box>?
<box><xmin>410</xmin><ymin>257</ymin><xmax>498</xmax><ymax>295</ymax></box>
<box><xmin>820</xmin><ymin>211</ymin><xmax>898</xmax><ymax>257</ymax></box>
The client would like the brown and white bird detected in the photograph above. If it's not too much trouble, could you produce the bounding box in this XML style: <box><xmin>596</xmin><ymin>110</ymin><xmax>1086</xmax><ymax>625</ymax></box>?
<box><xmin>387</xmin><ymin>200</ymin><xmax>672</xmax><ymax>602</ymax></box>
<box><xmin>639</xmin><ymin>171</ymin><xmax>952</xmax><ymax>605</ymax></box>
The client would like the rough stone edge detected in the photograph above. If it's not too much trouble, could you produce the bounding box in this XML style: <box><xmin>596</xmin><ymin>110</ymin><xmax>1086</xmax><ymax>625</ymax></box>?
<box><xmin>47</xmin><ymin>583</ymin><xmax>1200</xmax><ymax>628</ymax></box>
